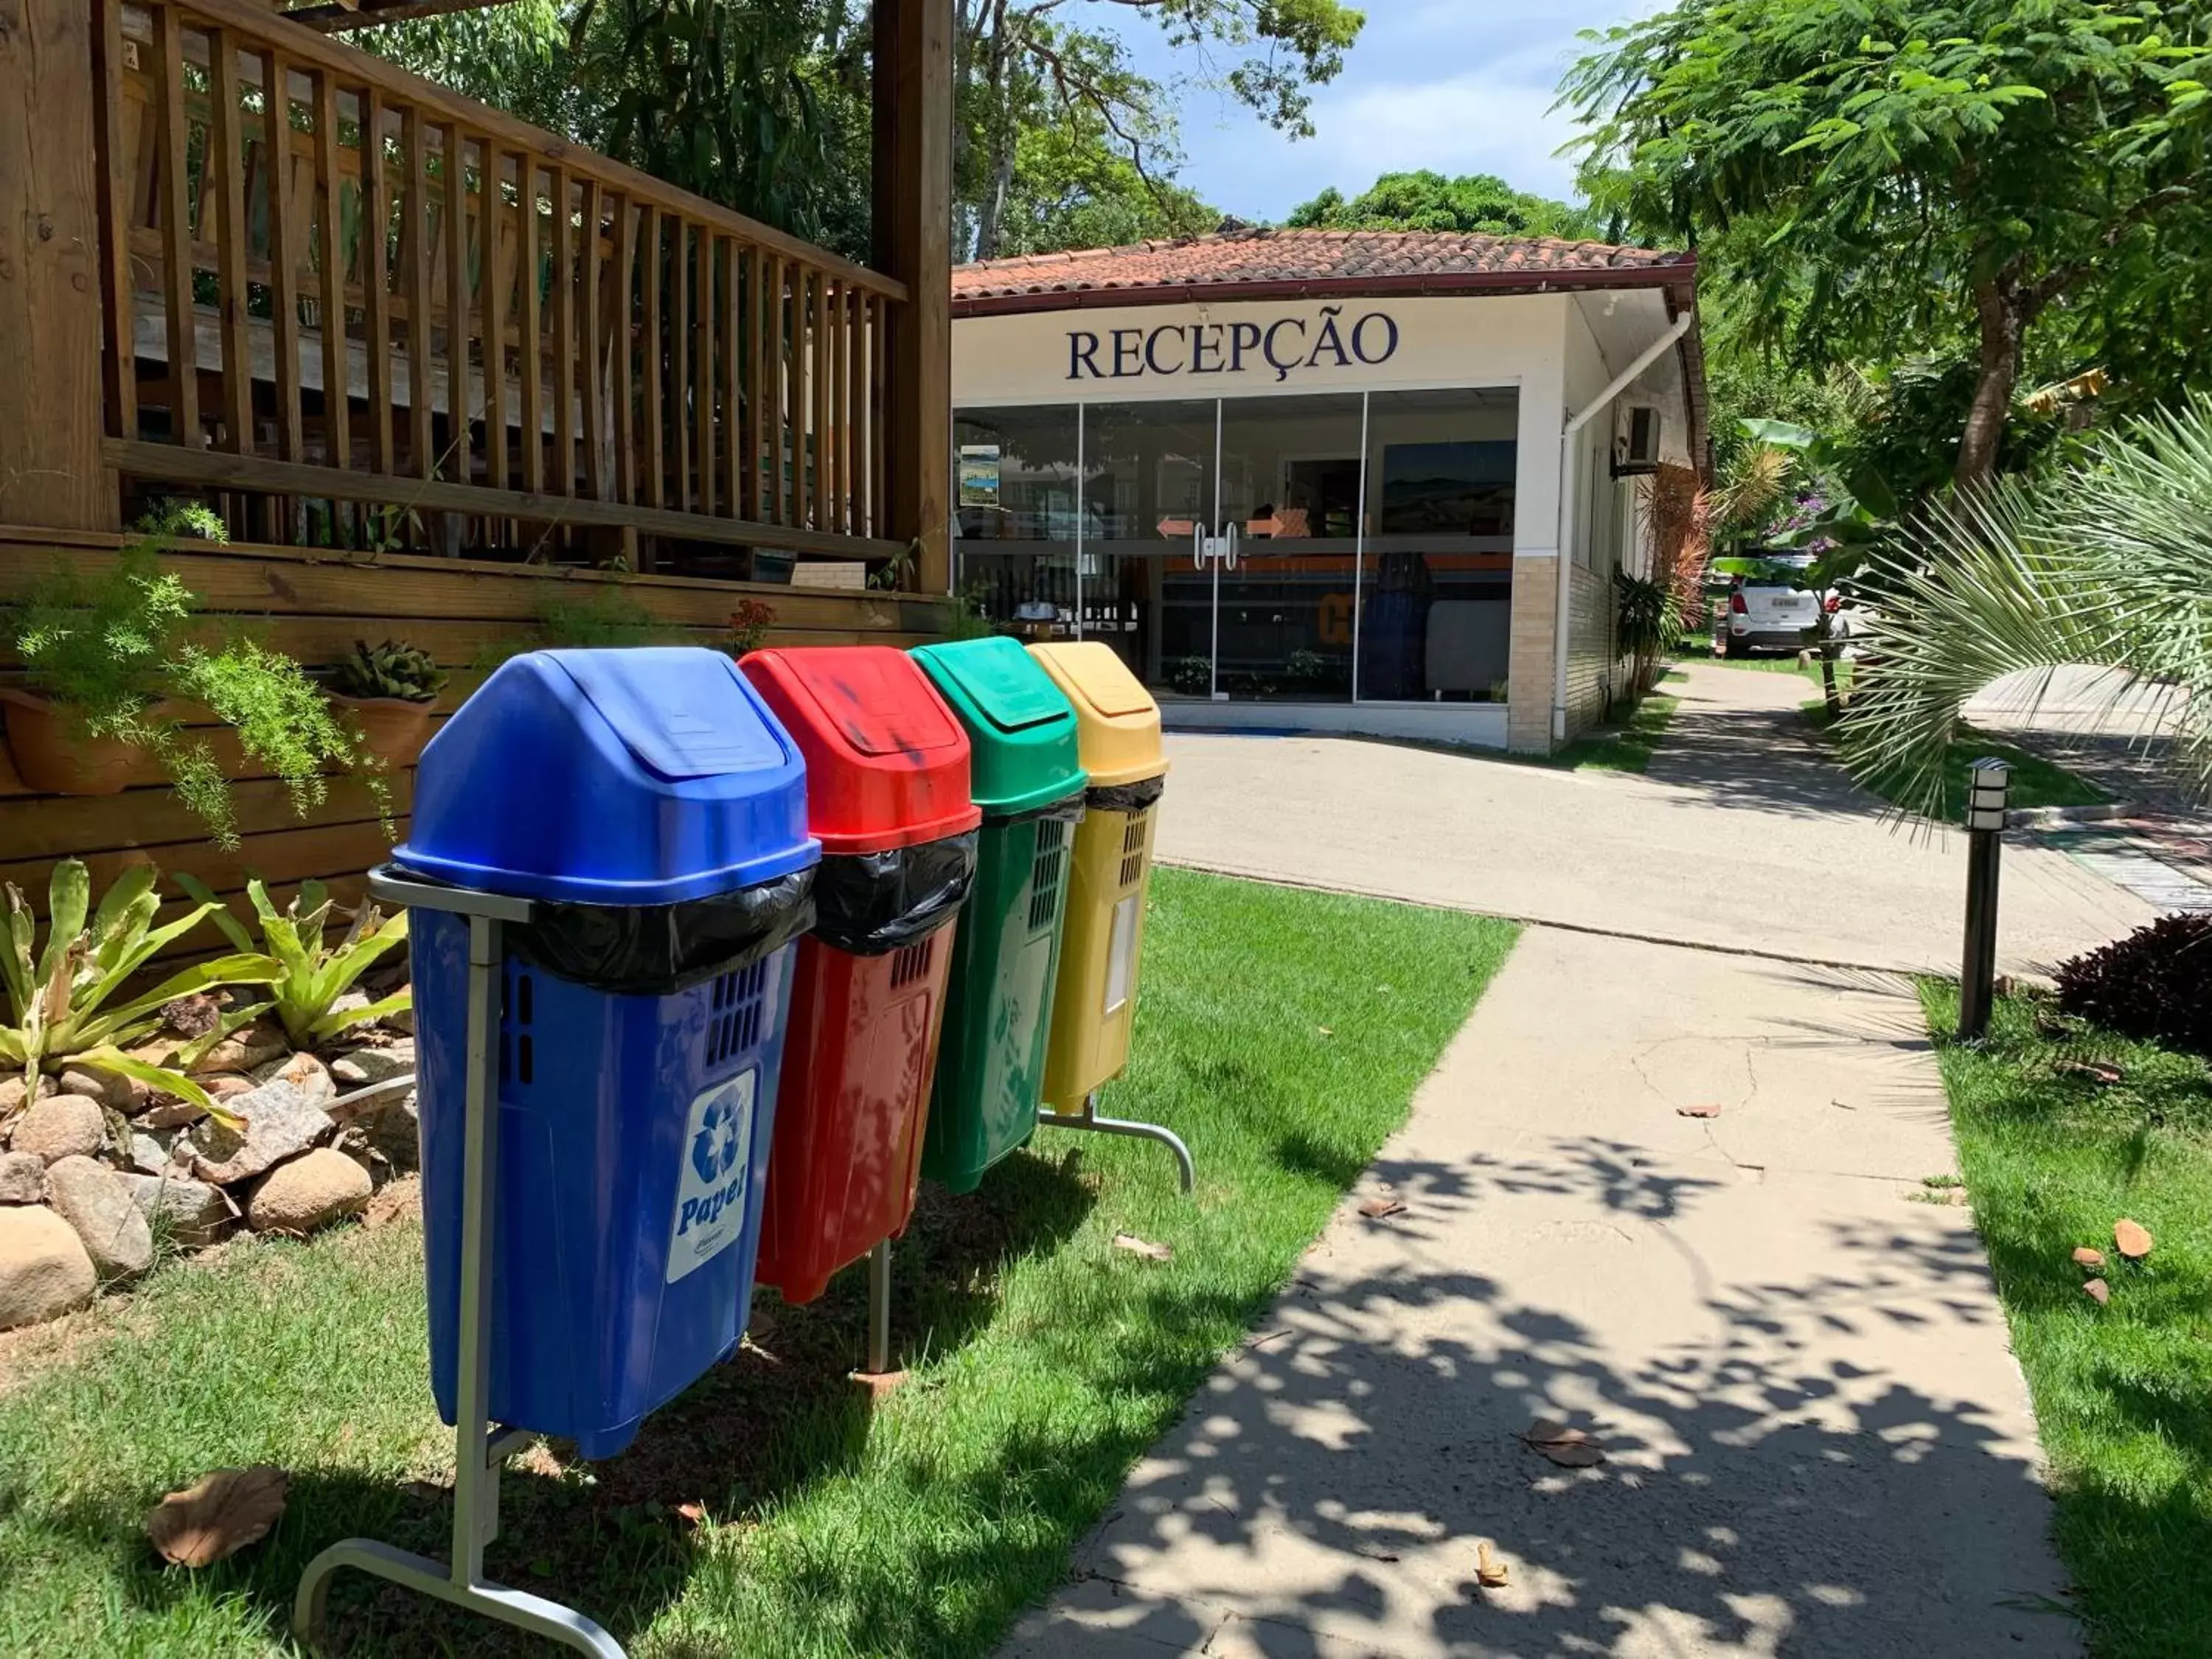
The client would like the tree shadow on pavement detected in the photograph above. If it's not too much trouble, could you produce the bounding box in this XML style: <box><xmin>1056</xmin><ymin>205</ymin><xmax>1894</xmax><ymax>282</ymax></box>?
<box><xmin>1009</xmin><ymin>1137</ymin><xmax>2083</xmax><ymax>1659</ymax></box>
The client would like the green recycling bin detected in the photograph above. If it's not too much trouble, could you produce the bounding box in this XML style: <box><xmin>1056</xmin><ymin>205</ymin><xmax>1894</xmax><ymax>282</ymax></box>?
<box><xmin>911</xmin><ymin>636</ymin><xmax>1087</xmax><ymax>1194</ymax></box>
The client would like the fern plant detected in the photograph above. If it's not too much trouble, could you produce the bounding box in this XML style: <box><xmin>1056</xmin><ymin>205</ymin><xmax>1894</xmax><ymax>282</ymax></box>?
<box><xmin>1</xmin><ymin>862</ymin><xmax>271</xmax><ymax>1126</ymax></box>
<box><xmin>4</xmin><ymin>507</ymin><xmax>384</xmax><ymax>848</ymax></box>
<box><xmin>176</xmin><ymin>876</ymin><xmax>411</xmax><ymax>1052</ymax></box>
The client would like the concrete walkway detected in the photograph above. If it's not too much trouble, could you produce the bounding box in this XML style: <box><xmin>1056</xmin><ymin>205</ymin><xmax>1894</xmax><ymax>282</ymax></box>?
<box><xmin>1154</xmin><ymin>662</ymin><xmax>2150</xmax><ymax>977</ymax></box>
<box><xmin>1003</xmin><ymin>929</ymin><xmax>2076</xmax><ymax>1658</ymax></box>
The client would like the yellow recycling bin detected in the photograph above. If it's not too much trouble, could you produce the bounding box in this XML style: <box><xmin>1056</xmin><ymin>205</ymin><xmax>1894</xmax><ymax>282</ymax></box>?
<box><xmin>1026</xmin><ymin>642</ymin><xmax>1191</xmax><ymax>1190</ymax></box>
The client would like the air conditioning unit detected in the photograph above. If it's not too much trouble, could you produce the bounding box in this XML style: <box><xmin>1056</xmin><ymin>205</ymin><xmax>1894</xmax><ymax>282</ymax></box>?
<box><xmin>1612</xmin><ymin>403</ymin><xmax>1664</xmax><ymax>476</ymax></box>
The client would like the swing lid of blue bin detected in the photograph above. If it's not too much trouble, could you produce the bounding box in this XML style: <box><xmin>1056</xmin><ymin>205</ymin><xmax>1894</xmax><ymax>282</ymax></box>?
<box><xmin>395</xmin><ymin>647</ymin><xmax>820</xmax><ymax>906</ymax></box>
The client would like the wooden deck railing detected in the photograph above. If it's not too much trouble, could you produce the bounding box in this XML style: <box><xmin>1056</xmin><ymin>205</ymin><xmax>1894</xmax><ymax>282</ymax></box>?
<box><xmin>91</xmin><ymin>0</ymin><xmax>908</xmax><ymax>562</ymax></box>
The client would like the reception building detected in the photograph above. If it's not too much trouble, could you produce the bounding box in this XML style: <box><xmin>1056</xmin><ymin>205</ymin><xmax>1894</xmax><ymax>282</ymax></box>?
<box><xmin>950</xmin><ymin>228</ymin><xmax>1707</xmax><ymax>752</ymax></box>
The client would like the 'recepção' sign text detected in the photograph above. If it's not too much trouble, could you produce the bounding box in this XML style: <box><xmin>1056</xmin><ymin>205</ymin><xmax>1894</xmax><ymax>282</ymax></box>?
<box><xmin>1067</xmin><ymin>305</ymin><xmax>1399</xmax><ymax>385</ymax></box>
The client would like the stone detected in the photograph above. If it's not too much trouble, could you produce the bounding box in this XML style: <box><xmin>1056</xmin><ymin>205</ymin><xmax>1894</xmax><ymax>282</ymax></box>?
<box><xmin>382</xmin><ymin>1004</ymin><xmax>415</xmax><ymax>1037</ymax></box>
<box><xmin>43</xmin><ymin>1155</ymin><xmax>154</xmax><ymax>1280</ymax></box>
<box><xmin>9</xmin><ymin>1093</ymin><xmax>105</xmax><ymax>1165</ymax></box>
<box><xmin>138</xmin><ymin>1094</ymin><xmax>209</xmax><ymax>1131</ymax></box>
<box><xmin>0</xmin><ymin>1072</ymin><xmax>35</xmax><ymax>1117</ymax></box>
<box><xmin>248</xmin><ymin>1049</ymin><xmax>335</xmax><ymax>1110</ymax></box>
<box><xmin>0</xmin><ymin>1152</ymin><xmax>46</xmax><ymax>1205</ymax></box>
<box><xmin>0</xmin><ymin>1206</ymin><xmax>97</xmax><ymax>1329</ymax></box>
<box><xmin>126</xmin><ymin>1132</ymin><xmax>177</xmax><ymax>1175</ymax></box>
<box><xmin>58</xmin><ymin>1065</ymin><xmax>146</xmax><ymax>1113</ymax></box>
<box><xmin>160</xmin><ymin>992</ymin><xmax>223</xmax><ymax>1040</ymax></box>
<box><xmin>248</xmin><ymin>1149</ymin><xmax>372</xmax><ymax>1235</ymax></box>
<box><xmin>365</xmin><ymin>1089</ymin><xmax>420</xmax><ymax>1174</ymax></box>
<box><xmin>204</xmin><ymin>1074</ymin><xmax>254</xmax><ymax>1101</ymax></box>
<box><xmin>188</xmin><ymin>1078</ymin><xmax>334</xmax><ymax>1186</ymax></box>
<box><xmin>122</xmin><ymin>1172</ymin><xmax>234</xmax><ymax>1250</ymax></box>
<box><xmin>330</xmin><ymin>1039</ymin><xmax>417</xmax><ymax>1090</ymax></box>
<box><xmin>187</xmin><ymin>1017</ymin><xmax>288</xmax><ymax>1077</ymax></box>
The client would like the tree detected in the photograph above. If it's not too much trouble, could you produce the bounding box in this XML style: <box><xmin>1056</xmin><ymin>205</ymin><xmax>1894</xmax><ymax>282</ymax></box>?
<box><xmin>1287</xmin><ymin>170</ymin><xmax>1599</xmax><ymax>240</ymax></box>
<box><xmin>1837</xmin><ymin>397</ymin><xmax>2212</xmax><ymax>817</ymax></box>
<box><xmin>956</xmin><ymin>0</ymin><xmax>1364</xmax><ymax>259</ymax></box>
<box><xmin>1564</xmin><ymin>1</ymin><xmax>2212</xmax><ymax>493</ymax></box>
<box><xmin>362</xmin><ymin>1</ymin><xmax>1355</xmax><ymax>262</ymax></box>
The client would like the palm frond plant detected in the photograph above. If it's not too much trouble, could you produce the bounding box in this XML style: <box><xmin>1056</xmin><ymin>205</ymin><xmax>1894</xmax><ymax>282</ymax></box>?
<box><xmin>1837</xmin><ymin>396</ymin><xmax>2212</xmax><ymax>819</ymax></box>
<box><xmin>1</xmin><ymin>862</ymin><xmax>271</xmax><ymax>1129</ymax></box>
<box><xmin>175</xmin><ymin>876</ymin><xmax>411</xmax><ymax>1053</ymax></box>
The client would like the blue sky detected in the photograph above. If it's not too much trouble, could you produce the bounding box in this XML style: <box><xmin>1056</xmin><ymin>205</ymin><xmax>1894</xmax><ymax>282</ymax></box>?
<box><xmin>1118</xmin><ymin>1</ymin><xmax>1663</xmax><ymax>223</ymax></box>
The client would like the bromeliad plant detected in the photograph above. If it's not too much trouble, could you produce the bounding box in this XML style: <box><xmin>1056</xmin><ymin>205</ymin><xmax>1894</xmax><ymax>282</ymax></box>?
<box><xmin>1</xmin><ymin>862</ymin><xmax>271</xmax><ymax>1126</ymax></box>
<box><xmin>176</xmin><ymin>877</ymin><xmax>410</xmax><ymax>1052</ymax></box>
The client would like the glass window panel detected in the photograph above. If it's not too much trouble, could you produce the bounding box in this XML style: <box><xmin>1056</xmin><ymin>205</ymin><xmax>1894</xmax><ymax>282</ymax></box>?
<box><xmin>953</xmin><ymin>406</ymin><xmax>1082</xmax><ymax>543</ymax></box>
<box><xmin>1357</xmin><ymin>389</ymin><xmax>1518</xmax><ymax>703</ymax></box>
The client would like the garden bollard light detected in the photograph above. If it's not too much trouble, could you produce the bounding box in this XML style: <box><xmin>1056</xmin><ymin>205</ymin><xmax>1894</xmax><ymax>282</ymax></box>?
<box><xmin>1958</xmin><ymin>757</ymin><xmax>2011</xmax><ymax>1042</ymax></box>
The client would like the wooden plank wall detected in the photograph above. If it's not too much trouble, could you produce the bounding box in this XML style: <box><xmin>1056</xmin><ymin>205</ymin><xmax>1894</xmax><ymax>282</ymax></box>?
<box><xmin>0</xmin><ymin>529</ymin><xmax>950</xmax><ymax>942</ymax></box>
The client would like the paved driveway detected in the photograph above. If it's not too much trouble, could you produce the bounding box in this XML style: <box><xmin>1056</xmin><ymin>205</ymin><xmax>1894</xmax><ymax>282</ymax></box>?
<box><xmin>1155</xmin><ymin>664</ymin><xmax>2150</xmax><ymax>975</ymax></box>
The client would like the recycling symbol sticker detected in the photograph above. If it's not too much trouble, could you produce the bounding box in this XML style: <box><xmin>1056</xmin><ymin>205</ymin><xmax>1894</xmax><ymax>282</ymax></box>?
<box><xmin>667</xmin><ymin>1071</ymin><xmax>757</xmax><ymax>1284</ymax></box>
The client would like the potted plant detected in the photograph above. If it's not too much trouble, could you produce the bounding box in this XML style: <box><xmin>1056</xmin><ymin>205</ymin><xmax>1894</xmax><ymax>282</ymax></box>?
<box><xmin>0</xmin><ymin>504</ymin><xmax>216</xmax><ymax>795</ymax></box>
<box><xmin>1</xmin><ymin>505</ymin><xmax>386</xmax><ymax>848</ymax></box>
<box><xmin>326</xmin><ymin>639</ymin><xmax>448</xmax><ymax>768</ymax></box>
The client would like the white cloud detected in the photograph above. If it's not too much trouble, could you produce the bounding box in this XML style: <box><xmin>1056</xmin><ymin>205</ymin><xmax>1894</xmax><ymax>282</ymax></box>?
<box><xmin>1141</xmin><ymin>0</ymin><xmax>1663</xmax><ymax>223</ymax></box>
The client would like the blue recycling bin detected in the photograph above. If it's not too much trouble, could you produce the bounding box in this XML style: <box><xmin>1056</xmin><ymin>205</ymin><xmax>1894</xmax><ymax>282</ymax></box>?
<box><xmin>396</xmin><ymin>647</ymin><xmax>820</xmax><ymax>1460</ymax></box>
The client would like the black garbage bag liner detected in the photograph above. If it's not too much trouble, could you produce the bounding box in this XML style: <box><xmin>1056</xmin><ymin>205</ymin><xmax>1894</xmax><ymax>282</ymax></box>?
<box><xmin>986</xmin><ymin>784</ymin><xmax>1088</xmax><ymax>830</ymax></box>
<box><xmin>812</xmin><ymin>831</ymin><xmax>978</xmax><ymax>956</ymax></box>
<box><xmin>1085</xmin><ymin>775</ymin><xmax>1166</xmax><ymax>814</ymax></box>
<box><xmin>512</xmin><ymin>869</ymin><xmax>817</xmax><ymax>996</ymax></box>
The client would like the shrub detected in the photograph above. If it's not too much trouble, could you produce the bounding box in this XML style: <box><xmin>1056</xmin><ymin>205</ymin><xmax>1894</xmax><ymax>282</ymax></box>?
<box><xmin>535</xmin><ymin>582</ymin><xmax>662</xmax><ymax>648</ymax></box>
<box><xmin>2055</xmin><ymin>914</ymin><xmax>2212</xmax><ymax>1057</ymax></box>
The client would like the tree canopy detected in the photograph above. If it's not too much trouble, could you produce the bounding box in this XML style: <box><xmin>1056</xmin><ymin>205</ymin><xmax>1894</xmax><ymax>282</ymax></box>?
<box><xmin>1564</xmin><ymin>0</ymin><xmax>2212</xmax><ymax>493</ymax></box>
<box><xmin>364</xmin><ymin>0</ymin><xmax>1364</xmax><ymax>264</ymax></box>
<box><xmin>1286</xmin><ymin>170</ymin><xmax>1599</xmax><ymax>240</ymax></box>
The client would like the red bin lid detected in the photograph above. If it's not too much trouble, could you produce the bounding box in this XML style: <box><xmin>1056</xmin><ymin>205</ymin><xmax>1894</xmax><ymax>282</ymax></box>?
<box><xmin>739</xmin><ymin>646</ymin><xmax>981</xmax><ymax>854</ymax></box>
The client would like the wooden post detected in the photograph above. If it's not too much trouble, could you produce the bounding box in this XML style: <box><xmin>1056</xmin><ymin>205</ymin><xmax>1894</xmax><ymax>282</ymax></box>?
<box><xmin>1</xmin><ymin>0</ymin><xmax>119</xmax><ymax>529</ymax></box>
<box><xmin>872</xmin><ymin>0</ymin><xmax>952</xmax><ymax>594</ymax></box>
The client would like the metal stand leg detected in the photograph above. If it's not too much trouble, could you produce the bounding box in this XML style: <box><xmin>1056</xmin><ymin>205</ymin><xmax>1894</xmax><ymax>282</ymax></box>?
<box><xmin>865</xmin><ymin>1238</ymin><xmax>894</xmax><ymax>1376</ymax></box>
<box><xmin>1037</xmin><ymin>1092</ymin><xmax>1194</xmax><ymax>1194</ymax></box>
<box><xmin>294</xmin><ymin>913</ymin><xmax>627</xmax><ymax>1658</ymax></box>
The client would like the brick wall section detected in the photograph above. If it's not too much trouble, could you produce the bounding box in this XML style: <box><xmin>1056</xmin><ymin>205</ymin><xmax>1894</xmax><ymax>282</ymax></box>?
<box><xmin>1506</xmin><ymin>554</ymin><xmax>1558</xmax><ymax>752</ymax></box>
<box><xmin>1564</xmin><ymin>562</ymin><xmax>1616</xmax><ymax>740</ymax></box>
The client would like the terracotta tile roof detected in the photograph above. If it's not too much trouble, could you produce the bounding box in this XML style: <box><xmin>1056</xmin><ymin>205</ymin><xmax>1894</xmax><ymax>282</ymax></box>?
<box><xmin>953</xmin><ymin>228</ymin><xmax>1693</xmax><ymax>309</ymax></box>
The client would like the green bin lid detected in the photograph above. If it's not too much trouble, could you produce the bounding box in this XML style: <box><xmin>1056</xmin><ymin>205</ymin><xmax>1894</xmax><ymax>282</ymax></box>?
<box><xmin>911</xmin><ymin>636</ymin><xmax>1086</xmax><ymax>815</ymax></box>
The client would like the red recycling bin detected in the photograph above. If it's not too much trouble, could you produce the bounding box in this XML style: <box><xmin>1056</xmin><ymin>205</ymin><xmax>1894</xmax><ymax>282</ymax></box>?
<box><xmin>740</xmin><ymin>646</ymin><xmax>982</xmax><ymax>1304</ymax></box>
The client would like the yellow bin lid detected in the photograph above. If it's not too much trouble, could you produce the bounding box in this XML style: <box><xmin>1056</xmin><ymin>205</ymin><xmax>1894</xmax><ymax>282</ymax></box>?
<box><xmin>1027</xmin><ymin>641</ymin><xmax>1168</xmax><ymax>788</ymax></box>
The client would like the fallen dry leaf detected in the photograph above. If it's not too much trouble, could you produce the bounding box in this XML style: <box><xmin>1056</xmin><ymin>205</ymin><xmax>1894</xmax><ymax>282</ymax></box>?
<box><xmin>1676</xmin><ymin>1105</ymin><xmax>1722</xmax><ymax>1119</ymax></box>
<box><xmin>675</xmin><ymin>1502</ymin><xmax>708</xmax><ymax>1526</ymax></box>
<box><xmin>1112</xmin><ymin>1232</ymin><xmax>1173</xmax><ymax>1262</ymax></box>
<box><xmin>147</xmin><ymin>1466</ymin><xmax>289</xmax><ymax>1568</ymax></box>
<box><xmin>2056</xmin><ymin>1058</ymin><xmax>2125</xmax><ymax>1087</ymax></box>
<box><xmin>2073</xmin><ymin>1246</ymin><xmax>2106</xmax><ymax>1268</ymax></box>
<box><xmin>1475</xmin><ymin>1540</ymin><xmax>1510</xmax><ymax>1589</ymax></box>
<box><xmin>2084</xmin><ymin>1279</ymin><xmax>2111</xmax><ymax>1306</ymax></box>
<box><xmin>1357</xmin><ymin>1196</ymin><xmax>1407</xmax><ymax>1220</ymax></box>
<box><xmin>1317</xmin><ymin>1026</ymin><xmax>1334</xmax><ymax>1037</ymax></box>
<box><xmin>1523</xmin><ymin>1419</ymin><xmax>1606</xmax><ymax>1467</ymax></box>
<box><xmin>2115</xmin><ymin>1218</ymin><xmax>2154</xmax><ymax>1260</ymax></box>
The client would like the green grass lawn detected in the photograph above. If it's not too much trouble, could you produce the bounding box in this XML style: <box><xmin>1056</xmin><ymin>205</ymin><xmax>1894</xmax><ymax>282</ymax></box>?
<box><xmin>0</xmin><ymin>869</ymin><xmax>1517</xmax><ymax>1658</ymax></box>
<box><xmin>1801</xmin><ymin>701</ymin><xmax>2106</xmax><ymax>817</ymax></box>
<box><xmin>1920</xmin><ymin>983</ymin><xmax>2212</xmax><ymax>1659</ymax></box>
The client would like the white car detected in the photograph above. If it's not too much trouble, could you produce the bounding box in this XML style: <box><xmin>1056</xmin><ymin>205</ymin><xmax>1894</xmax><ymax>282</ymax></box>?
<box><xmin>1714</xmin><ymin>574</ymin><xmax>1820</xmax><ymax>658</ymax></box>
